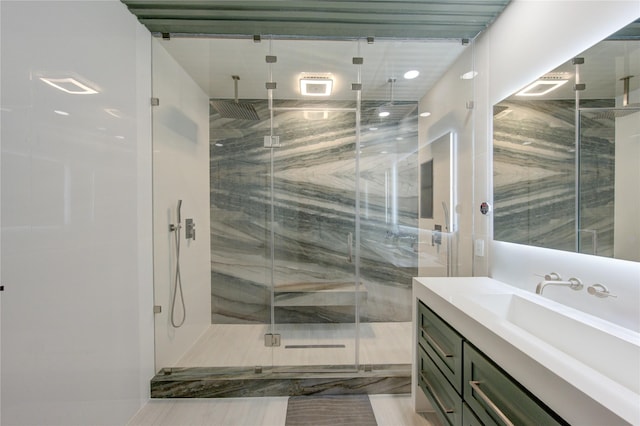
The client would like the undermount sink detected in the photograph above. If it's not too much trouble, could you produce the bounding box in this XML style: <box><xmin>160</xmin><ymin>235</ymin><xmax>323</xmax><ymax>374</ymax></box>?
<box><xmin>469</xmin><ymin>293</ymin><xmax>640</xmax><ymax>395</ymax></box>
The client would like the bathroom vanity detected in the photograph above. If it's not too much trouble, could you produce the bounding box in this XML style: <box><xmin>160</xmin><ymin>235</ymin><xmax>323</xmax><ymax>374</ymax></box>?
<box><xmin>412</xmin><ymin>277</ymin><xmax>640</xmax><ymax>426</ymax></box>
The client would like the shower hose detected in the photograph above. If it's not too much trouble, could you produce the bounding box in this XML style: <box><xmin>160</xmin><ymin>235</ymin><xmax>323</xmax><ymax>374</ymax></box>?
<box><xmin>171</xmin><ymin>201</ymin><xmax>186</xmax><ymax>328</ymax></box>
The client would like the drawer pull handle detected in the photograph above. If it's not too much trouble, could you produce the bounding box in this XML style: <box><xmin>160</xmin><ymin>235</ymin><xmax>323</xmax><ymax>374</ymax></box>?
<box><xmin>420</xmin><ymin>372</ymin><xmax>454</xmax><ymax>414</ymax></box>
<box><xmin>420</xmin><ymin>326</ymin><xmax>453</xmax><ymax>358</ymax></box>
<box><xmin>469</xmin><ymin>380</ymin><xmax>515</xmax><ymax>426</ymax></box>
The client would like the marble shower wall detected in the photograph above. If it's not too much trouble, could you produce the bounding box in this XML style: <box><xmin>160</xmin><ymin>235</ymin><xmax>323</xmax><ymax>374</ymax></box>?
<box><xmin>493</xmin><ymin>99</ymin><xmax>615</xmax><ymax>256</ymax></box>
<box><xmin>210</xmin><ymin>100</ymin><xmax>418</xmax><ymax>324</ymax></box>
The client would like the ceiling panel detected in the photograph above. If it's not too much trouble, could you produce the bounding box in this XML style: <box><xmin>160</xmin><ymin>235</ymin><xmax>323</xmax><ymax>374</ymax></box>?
<box><xmin>121</xmin><ymin>0</ymin><xmax>511</xmax><ymax>39</ymax></box>
<box><xmin>155</xmin><ymin>37</ymin><xmax>468</xmax><ymax>101</ymax></box>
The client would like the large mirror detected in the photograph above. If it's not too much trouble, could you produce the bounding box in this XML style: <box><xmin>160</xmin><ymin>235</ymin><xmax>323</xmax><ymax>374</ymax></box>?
<box><xmin>493</xmin><ymin>20</ymin><xmax>640</xmax><ymax>262</ymax></box>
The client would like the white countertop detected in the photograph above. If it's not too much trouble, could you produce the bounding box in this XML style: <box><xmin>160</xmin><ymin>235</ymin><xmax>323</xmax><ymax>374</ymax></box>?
<box><xmin>413</xmin><ymin>276</ymin><xmax>640</xmax><ymax>426</ymax></box>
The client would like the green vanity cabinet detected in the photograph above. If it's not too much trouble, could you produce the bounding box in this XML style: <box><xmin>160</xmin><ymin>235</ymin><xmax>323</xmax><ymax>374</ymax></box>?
<box><xmin>462</xmin><ymin>403</ymin><xmax>483</xmax><ymax>426</ymax></box>
<box><xmin>416</xmin><ymin>301</ymin><xmax>567</xmax><ymax>426</ymax></box>
<box><xmin>418</xmin><ymin>301</ymin><xmax>464</xmax><ymax>393</ymax></box>
<box><xmin>463</xmin><ymin>343</ymin><xmax>566</xmax><ymax>426</ymax></box>
<box><xmin>418</xmin><ymin>344</ymin><xmax>463</xmax><ymax>426</ymax></box>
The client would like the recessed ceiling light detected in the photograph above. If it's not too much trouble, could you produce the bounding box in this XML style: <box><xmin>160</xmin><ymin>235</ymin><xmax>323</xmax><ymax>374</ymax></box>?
<box><xmin>419</xmin><ymin>112</ymin><xmax>431</xmax><ymax>117</ymax></box>
<box><xmin>516</xmin><ymin>79</ymin><xmax>568</xmax><ymax>96</ymax></box>
<box><xmin>54</xmin><ymin>110</ymin><xmax>69</xmax><ymax>116</ymax></box>
<box><xmin>369</xmin><ymin>127</ymin><xmax>378</xmax><ymax>131</ymax></box>
<box><xmin>522</xmin><ymin>141</ymin><xmax>533</xmax><ymax>145</ymax></box>
<box><xmin>404</xmin><ymin>70</ymin><xmax>420</xmax><ymax>80</ymax></box>
<box><xmin>379</xmin><ymin>111</ymin><xmax>390</xmax><ymax>118</ymax></box>
<box><xmin>460</xmin><ymin>71</ymin><xmax>478</xmax><ymax>80</ymax></box>
<box><xmin>215</xmin><ymin>143</ymin><xmax>224</xmax><ymax>147</ymax></box>
<box><xmin>40</xmin><ymin>77</ymin><xmax>98</xmax><ymax>95</ymax></box>
<box><xmin>300</xmin><ymin>78</ymin><xmax>333</xmax><ymax>96</ymax></box>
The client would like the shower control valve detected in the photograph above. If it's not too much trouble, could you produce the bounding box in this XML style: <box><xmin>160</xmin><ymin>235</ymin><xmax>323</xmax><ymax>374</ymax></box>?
<box><xmin>185</xmin><ymin>218</ymin><xmax>196</xmax><ymax>240</ymax></box>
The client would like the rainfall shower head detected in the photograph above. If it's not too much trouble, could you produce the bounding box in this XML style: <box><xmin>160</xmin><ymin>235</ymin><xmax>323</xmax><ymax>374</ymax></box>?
<box><xmin>210</xmin><ymin>75</ymin><xmax>260</xmax><ymax>120</ymax></box>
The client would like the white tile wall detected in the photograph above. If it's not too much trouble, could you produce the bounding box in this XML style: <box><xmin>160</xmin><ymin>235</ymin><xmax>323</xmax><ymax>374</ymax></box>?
<box><xmin>0</xmin><ymin>1</ymin><xmax>154</xmax><ymax>424</ymax></box>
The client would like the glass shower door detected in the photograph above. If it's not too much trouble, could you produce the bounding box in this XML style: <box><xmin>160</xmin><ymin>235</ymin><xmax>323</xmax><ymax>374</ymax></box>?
<box><xmin>267</xmin><ymin>39</ymin><xmax>361</xmax><ymax>369</ymax></box>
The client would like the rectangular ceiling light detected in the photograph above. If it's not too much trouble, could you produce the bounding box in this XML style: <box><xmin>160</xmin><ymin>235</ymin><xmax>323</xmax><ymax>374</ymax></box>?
<box><xmin>39</xmin><ymin>77</ymin><xmax>99</xmax><ymax>95</ymax></box>
<box><xmin>300</xmin><ymin>78</ymin><xmax>333</xmax><ymax>96</ymax></box>
<box><xmin>516</xmin><ymin>79</ymin><xmax>567</xmax><ymax>96</ymax></box>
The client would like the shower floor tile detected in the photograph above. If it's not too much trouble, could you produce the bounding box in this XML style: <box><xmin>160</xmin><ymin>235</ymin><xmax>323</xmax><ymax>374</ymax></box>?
<box><xmin>173</xmin><ymin>322</ymin><xmax>411</xmax><ymax>368</ymax></box>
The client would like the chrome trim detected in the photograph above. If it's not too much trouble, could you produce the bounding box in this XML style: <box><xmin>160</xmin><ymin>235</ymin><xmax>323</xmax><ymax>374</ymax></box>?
<box><xmin>420</xmin><ymin>372</ymin><xmax>454</xmax><ymax>414</ymax></box>
<box><xmin>469</xmin><ymin>380</ymin><xmax>514</xmax><ymax>426</ymax></box>
<box><xmin>420</xmin><ymin>326</ymin><xmax>453</xmax><ymax>358</ymax></box>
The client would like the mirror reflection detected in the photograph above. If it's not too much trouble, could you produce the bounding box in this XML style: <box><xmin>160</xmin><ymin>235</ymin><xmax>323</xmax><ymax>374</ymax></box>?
<box><xmin>493</xmin><ymin>20</ymin><xmax>640</xmax><ymax>261</ymax></box>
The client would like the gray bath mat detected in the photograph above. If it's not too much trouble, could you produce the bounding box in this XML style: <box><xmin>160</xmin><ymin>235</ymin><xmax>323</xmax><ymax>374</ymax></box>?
<box><xmin>285</xmin><ymin>395</ymin><xmax>378</xmax><ymax>426</ymax></box>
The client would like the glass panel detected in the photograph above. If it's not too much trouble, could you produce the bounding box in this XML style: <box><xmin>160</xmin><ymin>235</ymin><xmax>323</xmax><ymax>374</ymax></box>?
<box><xmin>269</xmin><ymin>39</ymin><xmax>359</xmax><ymax>368</ymax></box>
<box><xmin>208</xmin><ymin>38</ymin><xmax>274</xmax><ymax>367</ymax></box>
<box><xmin>579</xmin><ymin>108</ymin><xmax>640</xmax><ymax>260</ymax></box>
<box><xmin>150</xmin><ymin>35</ymin><xmax>469</xmax><ymax>375</ymax></box>
<box><xmin>358</xmin><ymin>40</ymin><xmax>422</xmax><ymax>366</ymax></box>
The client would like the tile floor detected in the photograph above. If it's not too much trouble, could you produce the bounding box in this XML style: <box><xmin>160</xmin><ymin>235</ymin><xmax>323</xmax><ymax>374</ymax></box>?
<box><xmin>128</xmin><ymin>394</ymin><xmax>434</xmax><ymax>426</ymax></box>
<box><xmin>134</xmin><ymin>322</ymin><xmax>428</xmax><ymax>425</ymax></box>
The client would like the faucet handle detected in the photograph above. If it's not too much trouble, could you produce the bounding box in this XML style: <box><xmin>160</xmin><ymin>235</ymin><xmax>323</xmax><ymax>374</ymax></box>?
<box><xmin>587</xmin><ymin>283</ymin><xmax>617</xmax><ymax>298</ymax></box>
<box><xmin>567</xmin><ymin>277</ymin><xmax>583</xmax><ymax>291</ymax></box>
<box><xmin>535</xmin><ymin>272</ymin><xmax>562</xmax><ymax>281</ymax></box>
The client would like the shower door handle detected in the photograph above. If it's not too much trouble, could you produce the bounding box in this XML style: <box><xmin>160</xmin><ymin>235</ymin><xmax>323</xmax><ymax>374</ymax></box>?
<box><xmin>347</xmin><ymin>232</ymin><xmax>353</xmax><ymax>263</ymax></box>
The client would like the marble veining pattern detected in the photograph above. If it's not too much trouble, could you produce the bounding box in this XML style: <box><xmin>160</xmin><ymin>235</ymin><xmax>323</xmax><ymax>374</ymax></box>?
<box><xmin>211</xmin><ymin>100</ymin><xmax>419</xmax><ymax>324</ymax></box>
<box><xmin>493</xmin><ymin>99</ymin><xmax>614</xmax><ymax>256</ymax></box>
<box><xmin>151</xmin><ymin>364</ymin><xmax>411</xmax><ymax>398</ymax></box>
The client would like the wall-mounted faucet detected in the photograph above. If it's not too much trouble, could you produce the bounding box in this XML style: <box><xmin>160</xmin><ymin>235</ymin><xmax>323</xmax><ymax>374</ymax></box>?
<box><xmin>535</xmin><ymin>274</ymin><xmax>583</xmax><ymax>295</ymax></box>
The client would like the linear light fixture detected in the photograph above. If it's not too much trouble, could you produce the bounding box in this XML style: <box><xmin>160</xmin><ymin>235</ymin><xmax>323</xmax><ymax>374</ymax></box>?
<box><xmin>300</xmin><ymin>77</ymin><xmax>333</xmax><ymax>96</ymax></box>
<box><xmin>39</xmin><ymin>77</ymin><xmax>99</xmax><ymax>95</ymax></box>
<box><xmin>516</xmin><ymin>79</ymin><xmax>567</xmax><ymax>96</ymax></box>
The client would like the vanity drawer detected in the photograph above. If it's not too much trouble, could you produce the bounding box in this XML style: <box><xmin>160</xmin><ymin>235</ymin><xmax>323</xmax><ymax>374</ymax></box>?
<box><xmin>418</xmin><ymin>300</ymin><xmax>463</xmax><ymax>394</ymax></box>
<box><xmin>418</xmin><ymin>344</ymin><xmax>463</xmax><ymax>426</ymax></box>
<box><xmin>462</xmin><ymin>403</ymin><xmax>483</xmax><ymax>426</ymax></box>
<box><xmin>463</xmin><ymin>342</ymin><xmax>566</xmax><ymax>426</ymax></box>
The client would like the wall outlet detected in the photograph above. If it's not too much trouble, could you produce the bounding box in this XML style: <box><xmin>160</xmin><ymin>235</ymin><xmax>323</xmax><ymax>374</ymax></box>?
<box><xmin>475</xmin><ymin>239</ymin><xmax>485</xmax><ymax>257</ymax></box>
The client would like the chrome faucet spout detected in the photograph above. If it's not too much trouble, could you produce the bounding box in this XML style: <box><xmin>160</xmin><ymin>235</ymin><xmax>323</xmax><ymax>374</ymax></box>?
<box><xmin>535</xmin><ymin>277</ymin><xmax>583</xmax><ymax>295</ymax></box>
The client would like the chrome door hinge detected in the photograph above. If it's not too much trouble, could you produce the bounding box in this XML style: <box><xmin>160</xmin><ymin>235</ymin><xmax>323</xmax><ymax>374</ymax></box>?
<box><xmin>264</xmin><ymin>333</ymin><xmax>281</xmax><ymax>347</ymax></box>
<box><xmin>151</xmin><ymin>97</ymin><xmax>160</xmax><ymax>106</ymax></box>
<box><xmin>264</xmin><ymin>136</ymin><xmax>281</xmax><ymax>148</ymax></box>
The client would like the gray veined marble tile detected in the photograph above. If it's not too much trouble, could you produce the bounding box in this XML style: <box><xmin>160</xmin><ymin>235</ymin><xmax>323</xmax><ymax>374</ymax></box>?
<box><xmin>210</xmin><ymin>99</ymin><xmax>419</xmax><ymax>325</ymax></box>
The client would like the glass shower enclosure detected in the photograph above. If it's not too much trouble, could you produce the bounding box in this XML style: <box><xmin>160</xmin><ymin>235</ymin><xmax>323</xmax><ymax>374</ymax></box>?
<box><xmin>152</xmin><ymin>36</ymin><xmax>436</xmax><ymax>375</ymax></box>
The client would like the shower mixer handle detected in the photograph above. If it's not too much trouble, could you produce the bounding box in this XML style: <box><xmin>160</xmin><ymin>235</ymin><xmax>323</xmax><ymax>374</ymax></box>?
<box><xmin>185</xmin><ymin>218</ymin><xmax>196</xmax><ymax>241</ymax></box>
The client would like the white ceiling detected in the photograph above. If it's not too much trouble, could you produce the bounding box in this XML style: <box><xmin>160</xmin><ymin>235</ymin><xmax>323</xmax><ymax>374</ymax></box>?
<box><xmin>156</xmin><ymin>37</ymin><xmax>468</xmax><ymax>102</ymax></box>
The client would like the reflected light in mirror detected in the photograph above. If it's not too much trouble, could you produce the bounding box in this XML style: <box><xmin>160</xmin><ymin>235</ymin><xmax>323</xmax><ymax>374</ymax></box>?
<box><xmin>40</xmin><ymin>77</ymin><xmax>99</xmax><ymax>94</ymax></box>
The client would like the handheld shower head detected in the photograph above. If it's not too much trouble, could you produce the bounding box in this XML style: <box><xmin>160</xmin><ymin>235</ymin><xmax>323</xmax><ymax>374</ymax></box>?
<box><xmin>177</xmin><ymin>200</ymin><xmax>182</xmax><ymax>224</ymax></box>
